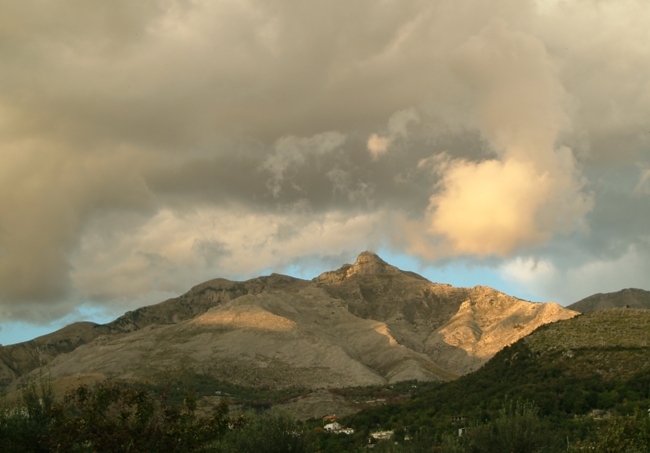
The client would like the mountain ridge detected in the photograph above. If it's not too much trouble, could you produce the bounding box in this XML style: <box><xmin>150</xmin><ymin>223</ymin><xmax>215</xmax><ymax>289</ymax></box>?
<box><xmin>1</xmin><ymin>252</ymin><xmax>577</xmax><ymax>393</ymax></box>
<box><xmin>567</xmin><ymin>287</ymin><xmax>650</xmax><ymax>313</ymax></box>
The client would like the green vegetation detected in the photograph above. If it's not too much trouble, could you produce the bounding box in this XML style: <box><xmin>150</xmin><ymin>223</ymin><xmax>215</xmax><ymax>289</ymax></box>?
<box><xmin>217</xmin><ymin>411</ymin><xmax>315</xmax><ymax>453</ymax></box>
<box><xmin>342</xmin><ymin>311</ymin><xmax>650</xmax><ymax>439</ymax></box>
<box><xmin>4</xmin><ymin>310</ymin><xmax>650</xmax><ymax>451</ymax></box>
<box><xmin>567</xmin><ymin>411</ymin><xmax>650</xmax><ymax>452</ymax></box>
<box><xmin>1</xmin><ymin>378</ymin><xmax>231</xmax><ymax>452</ymax></box>
<box><xmin>3</xmin><ymin>376</ymin><xmax>650</xmax><ymax>452</ymax></box>
<box><xmin>339</xmin><ymin>346</ymin><xmax>649</xmax><ymax>445</ymax></box>
<box><xmin>441</xmin><ymin>400</ymin><xmax>564</xmax><ymax>453</ymax></box>
<box><xmin>0</xmin><ymin>377</ymin><xmax>317</xmax><ymax>452</ymax></box>
<box><xmin>135</xmin><ymin>370</ymin><xmax>310</xmax><ymax>409</ymax></box>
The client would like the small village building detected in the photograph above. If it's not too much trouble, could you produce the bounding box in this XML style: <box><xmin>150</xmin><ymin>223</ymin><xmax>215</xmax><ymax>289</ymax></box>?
<box><xmin>370</xmin><ymin>430</ymin><xmax>394</xmax><ymax>440</ymax></box>
<box><xmin>324</xmin><ymin>422</ymin><xmax>341</xmax><ymax>432</ymax></box>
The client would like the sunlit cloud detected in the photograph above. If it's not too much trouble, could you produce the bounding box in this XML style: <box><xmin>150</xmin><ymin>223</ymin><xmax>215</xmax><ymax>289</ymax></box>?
<box><xmin>405</xmin><ymin>20</ymin><xmax>593</xmax><ymax>258</ymax></box>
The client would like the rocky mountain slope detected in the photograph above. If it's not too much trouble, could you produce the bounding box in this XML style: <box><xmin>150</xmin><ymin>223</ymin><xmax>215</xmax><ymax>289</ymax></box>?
<box><xmin>567</xmin><ymin>288</ymin><xmax>650</xmax><ymax>313</ymax></box>
<box><xmin>349</xmin><ymin>308</ymin><xmax>650</xmax><ymax>430</ymax></box>
<box><xmin>1</xmin><ymin>252</ymin><xmax>577</xmax><ymax>392</ymax></box>
<box><xmin>313</xmin><ymin>252</ymin><xmax>576</xmax><ymax>375</ymax></box>
<box><xmin>0</xmin><ymin>322</ymin><xmax>99</xmax><ymax>387</ymax></box>
<box><xmin>0</xmin><ymin>273</ymin><xmax>309</xmax><ymax>387</ymax></box>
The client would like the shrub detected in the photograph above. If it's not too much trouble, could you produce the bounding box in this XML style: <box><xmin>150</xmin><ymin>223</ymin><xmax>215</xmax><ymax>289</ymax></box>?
<box><xmin>568</xmin><ymin>411</ymin><xmax>650</xmax><ymax>453</ymax></box>
<box><xmin>442</xmin><ymin>400</ymin><xmax>563</xmax><ymax>453</ymax></box>
<box><xmin>217</xmin><ymin>410</ymin><xmax>316</xmax><ymax>453</ymax></box>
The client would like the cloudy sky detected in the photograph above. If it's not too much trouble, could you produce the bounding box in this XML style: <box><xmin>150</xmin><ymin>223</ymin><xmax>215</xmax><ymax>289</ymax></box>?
<box><xmin>1</xmin><ymin>0</ymin><xmax>649</xmax><ymax>345</ymax></box>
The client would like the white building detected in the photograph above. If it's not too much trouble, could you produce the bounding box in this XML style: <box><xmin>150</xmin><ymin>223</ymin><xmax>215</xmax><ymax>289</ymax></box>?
<box><xmin>370</xmin><ymin>430</ymin><xmax>394</xmax><ymax>440</ymax></box>
<box><xmin>324</xmin><ymin>422</ymin><xmax>341</xmax><ymax>432</ymax></box>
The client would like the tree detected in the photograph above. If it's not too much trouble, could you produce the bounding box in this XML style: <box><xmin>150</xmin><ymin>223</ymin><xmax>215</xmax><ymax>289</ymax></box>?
<box><xmin>49</xmin><ymin>381</ymin><xmax>230</xmax><ymax>452</ymax></box>
<box><xmin>217</xmin><ymin>410</ymin><xmax>316</xmax><ymax>453</ymax></box>
<box><xmin>443</xmin><ymin>400</ymin><xmax>563</xmax><ymax>453</ymax></box>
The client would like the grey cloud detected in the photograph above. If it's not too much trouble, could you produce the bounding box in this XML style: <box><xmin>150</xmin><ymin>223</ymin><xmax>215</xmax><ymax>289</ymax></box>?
<box><xmin>326</xmin><ymin>168</ymin><xmax>375</xmax><ymax>205</ymax></box>
<box><xmin>145</xmin><ymin>132</ymin><xmax>454</xmax><ymax>215</ymax></box>
<box><xmin>274</xmin><ymin>224</ymin><xmax>299</xmax><ymax>242</ymax></box>
<box><xmin>367</xmin><ymin>108</ymin><xmax>420</xmax><ymax>158</ymax></box>
<box><xmin>633</xmin><ymin>165</ymin><xmax>650</xmax><ymax>195</ymax></box>
<box><xmin>262</xmin><ymin>132</ymin><xmax>347</xmax><ymax>197</ymax></box>
<box><xmin>192</xmin><ymin>239</ymin><xmax>231</xmax><ymax>266</ymax></box>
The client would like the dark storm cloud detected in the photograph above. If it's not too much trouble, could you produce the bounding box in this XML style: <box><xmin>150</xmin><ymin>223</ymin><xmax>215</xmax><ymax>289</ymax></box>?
<box><xmin>144</xmin><ymin>131</ymin><xmax>483</xmax><ymax>215</ymax></box>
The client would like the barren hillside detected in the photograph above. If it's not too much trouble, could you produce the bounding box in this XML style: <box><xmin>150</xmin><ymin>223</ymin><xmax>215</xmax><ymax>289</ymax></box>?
<box><xmin>2</xmin><ymin>252</ymin><xmax>578</xmax><ymax>392</ymax></box>
<box><xmin>567</xmin><ymin>288</ymin><xmax>650</xmax><ymax>313</ymax></box>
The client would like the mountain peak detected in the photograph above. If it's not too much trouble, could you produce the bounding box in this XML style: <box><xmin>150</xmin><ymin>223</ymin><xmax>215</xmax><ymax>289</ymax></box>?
<box><xmin>354</xmin><ymin>250</ymin><xmax>386</xmax><ymax>265</ymax></box>
<box><xmin>355</xmin><ymin>250</ymin><xmax>381</xmax><ymax>260</ymax></box>
<box><xmin>314</xmin><ymin>251</ymin><xmax>401</xmax><ymax>284</ymax></box>
<box><xmin>348</xmin><ymin>251</ymin><xmax>399</xmax><ymax>276</ymax></box>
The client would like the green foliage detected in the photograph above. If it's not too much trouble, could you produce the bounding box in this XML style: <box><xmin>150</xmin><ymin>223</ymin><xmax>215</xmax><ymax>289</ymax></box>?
<box><xmin>442</xmin><ymin>400</ymin><xmax>563</xmax><ymax>453</ymax></box>
<box><xmin>568</xmin><ymin>412</ymin><xmax>650</xmax><ymax>453</ymax></box>
<box><xmin>1</xmin><ymin>379</ymin><xmax>230</xmax><ymax>452</ymax></box>
<box><xmin>0</xmin><ymin>377</ymin><xmax>56</xmax><ymax>452</ymax></box>
<box><xmin>48</xmin><ymin>381</ymin><xmax>230</xmax><ymax>452</ymax></box>
<box><xmin>141</xmin><ymin>370</ymin><xmax>308</xmax><ymax>409</ymax></box>
<box><xmin>328</xmin><ymin>380</ymin><xmax>441</xmax><ymax>401</ymax></box>
<box><xmin>345</xmin><ymin>339</ymin><xmax>650</xmax><ymax>438</ymax></box>
<box><xmin>0</xmin><ymin>379</ymin><xmax>320</xmax><ymax>453</ymax></box>
<box><xmin>216</xmin><ymin>410</ymin><xmax>316</xmax><ymax>453</ymax></box>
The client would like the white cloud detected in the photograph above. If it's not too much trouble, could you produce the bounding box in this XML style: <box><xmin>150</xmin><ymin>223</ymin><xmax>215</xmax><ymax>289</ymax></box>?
<box><xmin>500</xmin><ymin>245</ymin><xmax>650</xmax><ymax>304</ymax></box>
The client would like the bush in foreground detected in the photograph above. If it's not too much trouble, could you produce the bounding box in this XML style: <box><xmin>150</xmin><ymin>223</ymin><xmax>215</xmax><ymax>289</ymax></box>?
<box><xmin>1</xmin><ymin>379</ymin><xmax>225</xmax><ymax>452</ymax></box>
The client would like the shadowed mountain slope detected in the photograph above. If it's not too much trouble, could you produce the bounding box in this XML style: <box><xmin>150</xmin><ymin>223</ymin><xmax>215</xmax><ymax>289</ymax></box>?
<box><xmin>0</xmin><ymin>322</ymin><xmax>99</xmax><ymax>387</ymax></box>
<box><xmin>1</xmin><ymin>252</ymin><xmax>577</xmax><ymax>391</ymax></box>
<box><xmin>567</xmin><ymin>288</ymin><xmax>650</xmax><ymax>313</ymax></box>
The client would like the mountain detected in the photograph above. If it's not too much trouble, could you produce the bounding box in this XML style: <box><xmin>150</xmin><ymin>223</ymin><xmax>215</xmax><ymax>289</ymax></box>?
<box><xmin>312</xmin><ymin>252</ymin><xmax>576</xmax><ymax>375</ymax></box>
<box><xmin>1</xmin><ymin>252</ymin><xmax>577</xmax><ymax>393</ymax></box>
<box><xmin>0</xmin><ymin>322</ymin><xmax>99</xmax><ymax>387</ymax></box>
<box><xmin>0</xmin><ymin>272</ymin><xmax>314</xmax><ymax>387</ymax></box>
<box><xmin>567</xmin><ymin>288</ymin><xmax>650</xmax><ymax>313</ymax></box>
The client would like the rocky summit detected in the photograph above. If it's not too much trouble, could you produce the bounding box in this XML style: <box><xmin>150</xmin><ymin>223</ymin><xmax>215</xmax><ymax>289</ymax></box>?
<box><xmin>1</xmin><ymin>252</ymin><xmax>577</xmax><ymax>392</ymax></box>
